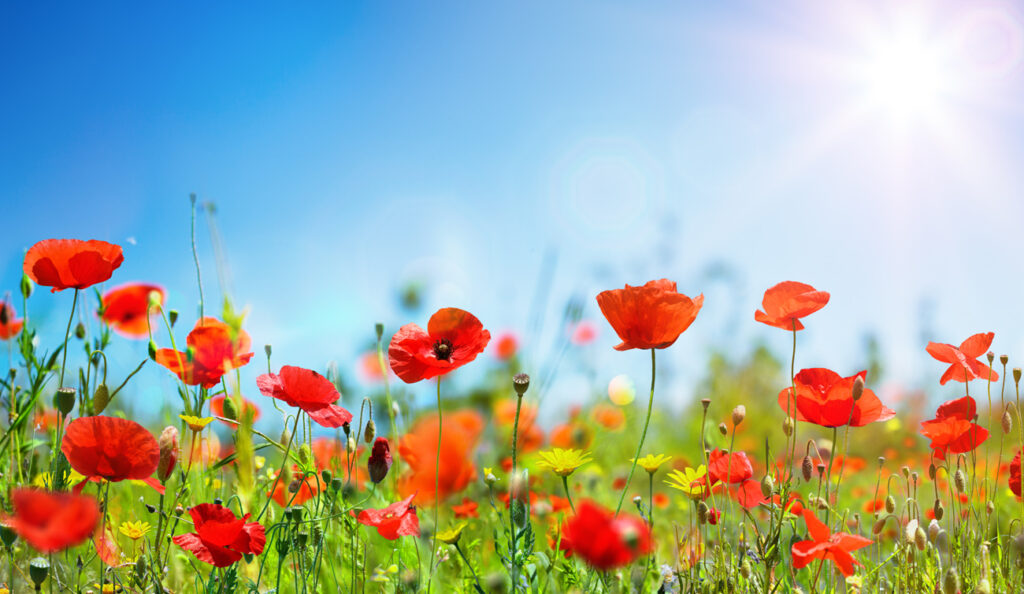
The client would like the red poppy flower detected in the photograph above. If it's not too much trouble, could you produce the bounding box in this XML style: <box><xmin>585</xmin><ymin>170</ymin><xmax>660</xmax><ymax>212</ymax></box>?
<box><xmin>1010</xmin><ymin>449</ymin><xmax>1022</xmax><ymax>498</ymax></box>
<box><xmin>778</xmin><ymin>369</ymin><xmax>895</xmax><ymax>428</ymax></box>
<box><xmin>754</xmin><ymin>281</ymin><xmax>829</xmax><ymax>331</ymax></box>
<box><xmin>559</xmin><ymin>500</ymin><xmax>652</xmax><ymax>570</ymax></box>
<box><xmin>494</xmin><ymin>331</ymin><xmax>519</xmax><ymax>361</ymax></box>
<box><xmin>1</xmin><ymin>488</ymin><xmax>100</xmax><ymax>553</ymax></box>
<box><xmin>257</xmin><ymin>365</ymin><xmax>353</xmax><ymax>428</ymax></box>
<box><xmin>155</xmin><ymin>317</ymin><xmax>254</xmax><ymax>388</ymax></box>
<box><xmin>452</xmin><ymin>497</ymin><xmax>479</xmax><ymax>519</ymax></box>
<box><xmin>23</xmin><ymin>238</ymin><xmax>124</xmax><ymax>293</ymax></box>
<box><xmin>926</xmin><ymin>332</ymin><xmax>998</xmax><ymax>385</ymax></box>
<box><xmin>791</xmin><ymin>508</ymin><xmax>872</xmax><ymax>577</ymax></box>
<box><xmin>98</xmin><ymin>283</ymin><xmax>164</xmax><ymax>338</ymax></box>
<box><xmin>705</xmin><ymin>449</ymin><xmax>754</xmax><ymax>485</ymax></box>
<box><xmin>356</xmin><ymin>494</ymin><xmax>420</xmax><ymax>540</ymax></box>
<box><xmin>172</xmin><ymin>503</ymin><xmax>266</xmax><ymax>567</ymax></box>
<box><xmin>595</xmin><ymin>279</ymin><xmax>703</xmax><ymax>351</ymax></box>
<box><xmin>0</xmin><ymin>300</ymin><xmax>24</xmax><ymax>340</ymax></box>
<box><xmin>398</xmin><ymin>410</ymin><xmax>483</xmax><ymax>505</ymax></box>
<box><xmin>61</xmin><ymin>416</ymin><xmax>160</xmax><ymax>483</ymax></box>
<box><xmin>569</xmin><ymin>320</ymin><xmax>598</xmax><ymax>345</ymax></box>
<box><xmin>388</xmin><ymin>308</ymin><xmax>491</xmax><ymax>383</ymax></box>
<box><xmin>209</xmin><ymin>395</ymin><xmax>262</xmax><ymax>426</ymax></box>
<box><xmin>919</xmin><ymin>396</ymin><xmax>989</xmax><ymax>458</ymax></box>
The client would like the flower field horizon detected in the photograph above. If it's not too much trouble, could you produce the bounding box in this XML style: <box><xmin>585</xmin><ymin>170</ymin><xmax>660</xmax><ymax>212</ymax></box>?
<box><xmin>1</xmin><ymin>207</ymin><xmax>1023</xmax><ymax>593</ymax></box>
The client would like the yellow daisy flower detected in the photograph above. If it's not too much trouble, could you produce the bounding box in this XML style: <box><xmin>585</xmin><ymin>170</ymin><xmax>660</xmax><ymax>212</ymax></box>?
<box><xmin>179</xmin><ymin>414</ymin><xmax>214</xmax><ymax>432</ymax></box>
<box><xmin>633</xmin><ymin>454</ymin><xmax>672</xmax><ymax>475</ymax></box>
<box><xmin>537</xmin><ymin>448</ymin><xmax>592</xmax><ymax>477</ymax></box>
<box><xmin>436</xmin><ymin>523</ymin><xmax>467</xmax><ymax>545</ymax></box>
<box><xmin>119</xmin><ymin>520</ymin><xmax>151</xmax><ymax>541</ymax></box>
<box><xmin>665</xmin><ymin>465</ymin><xmax>708</xmax><ymax>499</ymax></box>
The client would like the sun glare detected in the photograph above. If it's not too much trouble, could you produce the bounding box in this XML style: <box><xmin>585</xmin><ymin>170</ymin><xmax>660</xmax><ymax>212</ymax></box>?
<box><xmin>862</xmin><ymin>36</ymin><xmax>945</xmax><ymax>120</ymax></box>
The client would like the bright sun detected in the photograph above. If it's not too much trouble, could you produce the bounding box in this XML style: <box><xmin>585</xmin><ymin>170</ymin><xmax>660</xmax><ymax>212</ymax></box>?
<box><xmin>859</xmin><ymin>33</ymin><xmax>948</xmax><ymax>122</ymax></box>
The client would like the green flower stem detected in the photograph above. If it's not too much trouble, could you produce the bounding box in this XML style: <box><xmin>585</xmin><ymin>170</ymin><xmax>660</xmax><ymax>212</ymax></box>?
<box><xmin>57</xmin><ymin>289</ymin><xmax>79</xmax><ymax>388</ymax></box>
<box><xmin>616</xmin><ymin>348</ymin><xmax>656</xmax><ymax>515</ymax></box>
<box><xmin>561</xmin><ymin>475</ymin><xmax>576</xmax><ymax>514</ymax></box>
<box><xmin>426</xmin><ymin>377</ymin><xmax>443</xmax><ymax>594</ymax></box>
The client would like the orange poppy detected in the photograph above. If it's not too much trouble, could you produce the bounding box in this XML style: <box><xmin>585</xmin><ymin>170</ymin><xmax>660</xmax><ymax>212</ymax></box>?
<box><xmin>269</xmin><ymin>466</ymin><xmax>321</xmax><ymax>506</ymax></box>
<box><xmin>389</xmin><ymin>308</ymin><xmax>491</xmax><ymax>383</ymax></box>
<box><xmin>591</xmin><ymin>404</ymin><xmax>625</xmax><ymax>431</ymax></box>
<box><xmin>754</xmin><ymin>281</ymin><xmax>829</xmax><ymax>331</ymax></box>
<box><xmin>1</xmin><ymin>488</ymin><xmax>100</xmax><ymax>553</ymax></box>
<box><xmin>549</xmin><ymin>422</ymin><xmax>593</xmax><ymax>449</ymax></box>
<box><xmin>23</xmin><ymin>238</ymin><xmax>124</xmax><ymax>292</ymax></box>
<box><xmin>452</xmin><ymin>497</ymin><xmax>479</xmax><ymax>519</ymax></box>
<box><xmin>155</xmin><ymin>317</ymin><xmax>254</xmax><ymax>388</ymax></box>
<box><xmin>926</xmin><ymin>332</ymin><xmax>998</xmax><ymax>385</ymax></box>
<box><xmin>778</xmin><ymin>368</ymin><xmax>895</xmax><ymax>428</ymax></box>
<box><xmin>495</xmin><ymin>399</ymin><xmax>544</xmax><ymax>452</ymax></box>
<box><xmin>558</xmin><ymin>501</ymin><xmax>652</xmax><ymax>570</ymax></box>
<box><xmin>398</xmin><ymin>409</ymin><xmax>483</xmax><ymax>505</ymax></box>
<box><xmin>791</xmin><ymin>508</ymin><xmax>872</xmax><ymax>577</ymax></box>
<box><xmin>493</xmin><ymin>331</ymin><xmax>519</xmax><ymax>361</ymax></box>
<box><xmin>0</xmin><ymin>299</ymin><xmax>24</xmax><ymax>340</ymax></box>
<box><xmin>596</xmin><ymin>279</ymin><xmax>703</xmax><ymax>351</ymax></box>
<box><xmin>98</xmin><ymin>283</ymin><xmax>164</xmax><ymax>338</ymax></box>
<box><xmin>920</xmin><ymin>396</ymin><xmax>989</xmax><ymax>458</ymax></box>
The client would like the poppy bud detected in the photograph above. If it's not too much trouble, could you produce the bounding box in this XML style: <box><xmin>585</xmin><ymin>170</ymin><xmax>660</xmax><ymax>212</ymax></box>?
<box><xmin>91</xmin><ymin>382</ymin><xmax>110</xmax><ymax>414</ymax></box>
<box><xmin>364</xmin><ymin>419</ymin><xmax>376</xmax><ymax>444</ymax></box>
<box><xmin>707</xmin><ymin>508</ymin><xmax>721</xmax><ymax>525</ymax></box>
<box><xmin>148</xmin><ymin>340</ymin><xmax>158</xmax><ymax>361</ymax></box>
<box><xmin>331</xmin><ymin>478</ymin><xmax>343</xmax><ymax>492</ymax></box>
<box><xmin>934</xmin><ymin>499</ymin><xmax>944</xmax><ymax>521</ymax></box>
<box><xmin>717</xmin><ymin>423</ymin><xmax>727</xmax><ymax>436</ymax></box>
<box><xmin>928</xmin><ymin>463</ymin><xmax>936</xmax><ymax>480</ymax></box>
<box><xmin>513</xmin><ymin>373</ymin><xmax>530</xmax><ymax>397</ymax></box>
<box><xmin>158</xmin><ymin>426</ymin><xmax>179</xmax><ymax>483</ymax></box>
<box><xmin>168</xmin><ymin>309</ymin><xmax>178</xmax><ymax>327</ymax></box>
<box><xmin>954</xmin><ymin>469</ymin><xmax>966</xmax><ymax>493</ymax></box>
<box><xmin>288</xmin><ymin>478</ymin><xmax>302</xmax><ymax>494</ymax></box>
<box><xmin>368</xmin><ymin>437</ymin><xmax>392</xmax><ymax>484</ymax></box>
<box><xmin>54</xmin><ymin>387</ymin><xmax>76</xmax><ymax>416</ymax></box>
<box><xmin>29</xmin><ymin>557</ymin><xmax>49</xmax><ymax>588</ymax></box>
<box><xmin>222</xmin><ymin>395</ymin><xmax>239</xmax><ymax>421</ymax></box>
<box><xmin>782</xmin><ymin>417</ymin><xmax>793</xmax><ymax>437</ymax></box>
<box><xmin>375</xmin><ymin>323</ymin><xmax>384</xmax><ymax>340</ymax></box>
<box><xmin>346</xmin><ymin>437</ymin><xmax>356</xmax><ymax>454</ymax></box>
<box><xmin>321</xmin><ymin>469</ymin><xmax>332</xmax><ymax>485</ymax></box>
<box><xmin>731</xmin><ymin>405</ymin><xmax>746</xmax><ymax>427</ymax></box>
<box><xmin>700</xmin><ymin>398</ymin><xmax>711</xmax><ymax>411</ymax></box>
<box><xmin>298</xmin><ymin>444</ymin><xmax>312</xmax><ymax>467</ymax></box>
<box><xmin>914</xmin><ymin>527</ymin><xmax>927</xmax><ymax>551</ymax></box>
<box><xmin>801</xmin><ymin>456</ymin><xmax>813</xmax><ymax>482</ymax></box>
<box><xmin>987</xmin><ymin>352</ymin><xmax>995</xmax><ymax>364</ymax></box>
<box><xmin>74</xmin><ymin>322</ymin><xmax>86</xmax><ymax>340</ymax></box>
<box><xmin>135</xmin><ymin>554</ymin><xmax>148</xmax><ymax>580</ymax></box>
<box><xmin>976</xmin><ymin>579</ymin><xmax>992</xmax><ymax>594</ymax></box>
<box><xmin>264</xmin><ymin>344</ymin><xmax>272</xmax><ymax>359</ymax></box>
<box><xmin>342</xmin><ymin>422</ymin><xmax>351</xmax><ymax>436</ymax></box>
<box><xmin>942</xmin><ymin>567</ymin><xmax>959</xmax><ymax>594</ymax></box>
<box><xmin>740</xmin><ymin>557</ymin><xmax>752</xmax><ymax>579</ymax></box>
<box><xmin>851</xmin><ymin>375</ymin><xmax>864</xmax><ymax>402</ymax></box>
<box><xmin>697</xmin><ymin>501</ymin><xmax>710</xmax><ymax>524</ymax></box>
<box><xmin>1000</xmin><ymin>354</ymin><xmax>1009</xmax><ymax>366</ymax></box>
<box><xmin>760</xmin><ymin>475</ymin><xmax>774</xmax><ymax>498</ymax></box>
<box><xmin>871</xmin><ymin>517</ymin><xmax>887</xmax><ymax>535</ymax></box>
<box><xmin>20</xmin><ymin>273</ymin><xmax>34</xmax><ymax>299</ymax></box>
<box><xmin>885</xmin><ymin>495</ymin><xmax>895</xmax><ymax>514</ymax></box>
<box><xmin>928</xmin><ymin>519</ymin><xmax>940</xmax><ymax>541</ymax></box>
<box><xmin>1003</xmin><ymin>407</ymin><xmax>1013</xmax><ymax>434</ymax></box>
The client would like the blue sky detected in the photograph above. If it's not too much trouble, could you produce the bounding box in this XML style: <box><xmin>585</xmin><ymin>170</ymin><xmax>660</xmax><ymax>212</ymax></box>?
<box><xmin>2</xmin><ymin>1</ymin><xmax>1024</xmax><ymax>419</ymax></box>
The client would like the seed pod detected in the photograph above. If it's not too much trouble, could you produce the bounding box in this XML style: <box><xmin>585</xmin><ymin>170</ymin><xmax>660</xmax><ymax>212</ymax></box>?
<box><xmin>168</xmin><ymin>309</ymin><xmax>179</xmax><ymax>326</ymax></box>
<box><xmin>801</xmin><ymin>456</ymin><xmax>813</xmax><ymax>481</ymax></box>
<box><xmin>513</xmin><ymin>373</ymin><xmax>530</xmax><ymax>397</ymax></box>
<box><xmin>1015</xmin><ymin>367</ymin><xmax>1022</xmax><ymax>384</ymax></box>
<box><xmin>1000</xmin><ymin>354</ymin><xmax>1009</xmax><ymax>366</ymax></box>
<box><xmin>987</xmin><ymin>352</ymin><xmax>995</xmax><ymax>364</ymax></box>
<box><xmin>816</xmin><ymin>463</ymin><xmax>826</xmax><ymax>478</ymax></box>
<box><xmin>701</xmin><ymin>398</ymin><xmax>711</xmax><ymax>411</ymax></box>
<box><xmin>54</xmin><ymin>387</ymin><xmax>76</xmax><ymax>416</ymax></box>
<box><xmin>29</xmin><ymin>557</ymin><xmax>49</xmax><ymax>588</ymax></box>
<box><xmin>92</xmin><ymin>383</ymin><xmax>110</xmax><ymax>414</ymax></box>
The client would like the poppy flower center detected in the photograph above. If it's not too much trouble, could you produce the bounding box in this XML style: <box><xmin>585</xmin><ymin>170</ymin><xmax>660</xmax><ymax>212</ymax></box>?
<box><xmin>433</xmin><ymin>338</ymin><xmax>454</xmax><ymax>361</ymax></box>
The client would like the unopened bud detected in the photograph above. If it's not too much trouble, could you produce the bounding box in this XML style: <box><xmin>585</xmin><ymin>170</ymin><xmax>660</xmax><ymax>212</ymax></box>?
<box><xmin>801</xmin><ymin>456</ymin><xmax>813</xmax><ymax>482</ymax></box>
<box><xmin>697</xmin><ymin>501</ymin><xmax>710</xmax><ymax>524</ymax></box>
<box><xmin>157</xmin><ymin>426</ymin><xmax>179</xmax><ymax>482</ymax></box>
<box><xmin>718</xmin><ymin>423</ymin><xmax>727</xmax><ymax>436</ymax></box>
<box><xmin>148</xmin><ymin>340</ymin><xmax>158</xmax><ymax>361</ymax></box>
<box><xmin>168</xmin><ymin>310</ymin><xmax>179</xmax><ymax>326</ymax></box>
<box><xmin>364</xmin><ymin>419</ymin><xmax>376</xmax><ymax>444</ymax></box>
<box><xmin>872</xmin><ymin>517</ymin><xmax>887</xmax><ymax>535</ymax></box>
<box><xmin>954</xmin><ymin>469</ymin><xmax>966</xmax><ymax>494</ymax></box>
<box><xmin>367</xmin><ymin>437</ymin><xmax>392</xmax><ymax>484</ymax></box>
<box><xmin>885</xmin><ymin>495</ymin><xmax>896</xmax><ymax>514</ymax></box>
<box><xmin>74</xmin><ymin>322</ymin><xmax>86</xmax><ymax>340</ymax></box>
<box><xmin>20</xmin><ymin>274</ymin><xmax>34</xmax><ymax>299</ymax></box>
<box><xmin>851</xmin><ymin>376</ymin><xmax>864</xmax><ymax>401</ymax></box>
<box><xmin>914</xmin><ymin>527</ymin><xmax>927</xmax><ymax>551</ymax></box>
<box><xmin>942</xmin><ymin>567</ymin><xmax>959</xmax><ymax>594</ymax></box>
<box><xmin>934</xmin><ymin>499</ymin><xmax>944</xmax><ymax>521</ymax></box>
<box><xmin>760</xmin><ymin>475</ymin><xmax>774</xmax><ymax>498</ymax></box>
<box><xmin>92</xmin><ymin>383</ymin><xmax>110</xmax><ymax>414</ymax></box>
<box><xmin>731</xmin><ymin>405</ymin><xmax>746</xmax><ymax>427</ymax></box>
<box><xmin>783</xmin><ymin>416</ymin><xmax>794</xmax><ymax>437</ymax></box>
<box><xmin>1003</xmin><ymin>407</ymin><xmax>1013</xmax><ymax>434</ymax></box>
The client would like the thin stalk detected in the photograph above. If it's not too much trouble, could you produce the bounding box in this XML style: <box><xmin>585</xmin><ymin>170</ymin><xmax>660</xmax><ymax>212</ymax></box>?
<box><xmin>616</xmin><ymin>348</ymin><xmax>656</xmax><ymax>515</ymax></box>
<box><xmin>57</xmin><ymin>289</ymin><xmax>79</xmax><ymax>388</ymax></box>
<box><xmin>426</xmin><ymin>378</ymin><xmax>443</xmax><ymax>594</ymax></box>
<box><xmin>509</xmin><ymin>391</ymin><xmax>524</xmax><ymax>592</ymax></box>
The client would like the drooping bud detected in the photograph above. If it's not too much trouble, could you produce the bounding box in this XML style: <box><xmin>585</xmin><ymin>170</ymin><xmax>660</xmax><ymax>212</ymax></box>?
<box><xmin>157</xmin><ymin>426</ymin><xmax>180</xmax><ymax>483</ymax></box>
<box><xmin>731</xmin><ymin>405</ymin><xmax>746</xmax><ymax>427</ymax></box>
<box><xmin>801</xmin><ymin>456</ymin><xmax>813</xmax><ymax>482</ymax></box>
<box><xmin>851</xmin><ymin>376</ymin><xmax>864</xmax><ymax>401</ymax></box>
<box><xmin>1003</xmin><ymin>407</ymin><xmax>1013</xmax><ymax>434</ymax></box>
<box><xmin>954</xmin><ymin>469</ymin><xmax>966</xmax><ymax>494</ymax></box>
<box><xmin>934</xmin><ymin>499</ymin><xmax>944</xmax><ymax>521</ymax></box>
<box><xmin>168</xmin><ymin>309</ymin><xmax>179</xmax><ymax>327</ymax></box>
<box><xmin>914</xmin><ymin>526</ymin><xmax>927</xmax><ymax>551</ymax></box>
<box><xmin>513</xmin><ymin>373</ymin><xmax>530</xmax><ymax>397</ymax></box>
<box><xmin>368</xmin><ymin>437</ymin><xmax>392</xmax><ymax>484</ymax></box>
<box><xmin>74</xmin><ymin>322</ymin><xmax>86</xmax><ymax>340</ymax></box>
<box><xmin>148</xmin><ymin>340</ymin><xmax>158</xmax><ymax>361</ymax></box>
<box><xmin>942</xmin><ymin>567</ymin><xmax>959</xmax><ymax>594</ymax></box>
<box><xmin>222</xmin><ymin>395</ymin><xmax>239</xmax><ymax>421</ymax></box>
<box><xmin>54</xmin><ymin>387</ymin><xmax>76</xmax><ymax>416</ymax></box>
<box><xmin>871</xmin><ymin>517</ymin><xmax>887</xmax><ymax>535</ymax></box>
<box><xmin>20</xmin><ymin>274</ymin><xmax>34</xmax><ymax>299</ymax></box>
<box><xmin>697</xmin><ymin>501</ymin><xmax>710</xmax><ymax>524</ymax></box>
<box><xmin>364</xmin><ymin>419</ymin><xmax>376</xmax><ymax>444</ymax></box>
<box><xmin>885</xmin><ymin>495</ymin><xmax>896</xmax><ymax>514</ymax></box>
<box><xmin>718</xmin><ymin>423</ymin><xmax>728</xmax><ymax>436</ymax></box>
<box><xmin>92</xmin><ymin>383</ymin><xmax>110</xmax><ymax>414</ymax></box>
